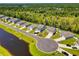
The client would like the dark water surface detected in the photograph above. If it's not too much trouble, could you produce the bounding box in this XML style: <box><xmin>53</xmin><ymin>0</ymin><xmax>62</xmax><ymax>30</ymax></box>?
<box><xmin>0</xmin><ymin>28</ymin><xmax>31</xmax><ymax>56</ymax></box>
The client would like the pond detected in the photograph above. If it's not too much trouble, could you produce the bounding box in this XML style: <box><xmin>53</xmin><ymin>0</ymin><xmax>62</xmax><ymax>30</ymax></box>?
<box><xmin>0</xmin><ymin>28</ymin><xmax>31</xmax><ymax>56</ymax></box>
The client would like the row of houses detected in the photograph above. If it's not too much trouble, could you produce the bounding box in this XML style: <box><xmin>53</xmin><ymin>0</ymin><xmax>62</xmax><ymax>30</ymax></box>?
<box><xmin>0</xmin><ymin>15</ymin><xmax>75</xmax><ymax>39</ymax></box>
<box><xmin>0</xmin><ymin>15</ymin><xmax>47</xmax><ymax>34</ymax></box>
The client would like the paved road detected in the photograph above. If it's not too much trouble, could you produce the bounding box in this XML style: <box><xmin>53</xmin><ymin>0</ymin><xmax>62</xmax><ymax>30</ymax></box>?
<box><xmin>0</xmin><ymin>21</ymin><xmax>40</xmax><ymax>41</ymax></box>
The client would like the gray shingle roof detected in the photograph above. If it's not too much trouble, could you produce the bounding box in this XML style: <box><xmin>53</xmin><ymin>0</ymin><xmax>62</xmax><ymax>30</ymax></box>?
<box><xmin>9</xmin><ymin>18</ymin><xmax>20</xmax><ymax>23</ymax></box>
<box><xmin>37</xmin><ymin>24</ymin><xmax>46</xmax><ymax>30</ymax></box>
<box><xmin>47</xmin><ymin>27</ymin><xmax>56</xmax><ymax>34</ymax></box>
<box><xmin>61</xmin><ymin>31</ymin><xmax>74</xmax><ymax>39</ymax></box>
<box><xmin>20</xmin><ymin>23</ymin><xmax>30</xmax><ymax>27</ymax></box>
<box><xmin>16</xmin><ymin>21</ymin><xmax>25</xmax><ymax>25</ymax></box>
<box><xmin>27</xmin><ymin>25</ymin><xmax>35</xmax><ymax>29</ymax></box>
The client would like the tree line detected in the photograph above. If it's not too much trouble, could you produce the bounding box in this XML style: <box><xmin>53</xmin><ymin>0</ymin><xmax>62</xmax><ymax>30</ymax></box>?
<box><xmin>0</xmin><ymin>5</ymin><xmax>79</xmax><ymax>33</ymax></box>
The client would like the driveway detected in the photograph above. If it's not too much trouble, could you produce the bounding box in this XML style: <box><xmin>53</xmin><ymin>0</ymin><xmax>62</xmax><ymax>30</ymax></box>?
<box><xmin>58</xmin><ymin>44</ymin><xmax>72</xmax><ymax>49</ymax></box>
<box><xmin>57</xmin><ymin>47</ymin><xmax>72</xmax><ymax>56</ymax></box>
<box><xmin>45</xmin><ymin>32</ymin><xmax>53</xmax><ymax>38</ymax></box>
<box><xmin>55</xmin><ymin>36</ymin><xmax>65</xmax><ymax>42</ymax></box>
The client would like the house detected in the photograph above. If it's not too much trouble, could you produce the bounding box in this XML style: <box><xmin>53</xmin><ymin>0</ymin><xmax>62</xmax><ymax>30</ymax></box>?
<box><xmin>2</xmin><ymin>16</ymin><xmax>11</xmax><ymax>21</ymax></box>
<box><xmin>34</xmin><ymin>24</ymin><xmax>46</xmax><ymax>34</ymax></box>
<box><xmin>27</xmin><ymin>25</ymin><xmax>35</xmax><ymax>30</ymax></box>
<box><xmin>16</xmin><ymin>21</ymin><xmax>25</xmax><ymax>26</ymax></box>
<box><xmin>47</xmin><ymin>27</ymin><xmax>56</xmax><ymax>35</ymax></box>
<box><xmin>8</xmin><ymin>18</ymin><xmax>21</xmax><ymax>24</ymax></box>
<box><xmin>20</xmin><ymin>23</ymin><xmax>30</xmax><ymax>28</ymax></box>
<box><xmin>0</xmin><ymin>15</ymin><xmax>5</xmax><ymax>18</ymax></box>
<box><xmin>61</xmin><ymin>31</ymin><xmax>74</xmax><ymax>39</ymax></box>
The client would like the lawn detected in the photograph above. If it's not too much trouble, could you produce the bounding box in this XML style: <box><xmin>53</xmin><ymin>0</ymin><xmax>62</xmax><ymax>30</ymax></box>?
<box><xmin>62</xmin><ymin>48</ymin><xmax>79</xmax><ymax>56</ymax></box>
<box><xmin>59</xmin><ymin>38</ymin><xmax>76</xmax><ymax>45</ymax></box>
<box><xmin>51</xmin><ymin>29</ymin><xmax>60</xmax><ymax>39</ymax></box>
<box><xmin>37</xmin><ymin>29</ymin><xmax>48</xmax><ymax>38</ymax></box>
<box><xmin>0</xmin><ymin>46</ymin><xmax>11</xmax><ymax>56</ymax></box>
<box><xmin>29</xmin><ymin>43</ymin><xmax>64</xmax><ymax>56</ymax></box>
<box><xmin>75</xmin><ymin>34</ymin><xmax>79</xmax><ymax>38</ymax></box>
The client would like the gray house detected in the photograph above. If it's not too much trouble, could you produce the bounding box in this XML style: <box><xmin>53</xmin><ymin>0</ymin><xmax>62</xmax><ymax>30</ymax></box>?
<box><xmin>34</xmin><ymin>24</ymin><xmax>46</xmax><ymax>34</ymax></box>
<box><xmin>2</xmin><ymin>16</ymin><xmax>11</xmax><ymax>21</ymax></box>
<box><xmin>16</xmin><ymin>21</ymin><xmax>25</xmax><ymax>26</ymax></box>
<box><xmin>61</xmin><ymin>31</ymin><xmax>74</xmax><ymax>39</ymax></box>
<box><xmin>0</xmin><ymin>15</ymin><xmax>5</xmax><ymax>18</ymax></box>
<box><xmin>27</xmin><ymin>25</ymin><xmax>35</xmax><ymax>30</ymax></box>
<box><xmin>8</xmin><ymin>18</ymin><xmax>21</xmax><ymax>24</ymax></box>
<box><xmin>47</xmin><ymin>27</ymin><xmax>56</xmax><ymax>35</ymax></box>
<box><xmin>20</xmin><ymin>23</ymin><xmax>30</xmax><ymax>28</ymax></box>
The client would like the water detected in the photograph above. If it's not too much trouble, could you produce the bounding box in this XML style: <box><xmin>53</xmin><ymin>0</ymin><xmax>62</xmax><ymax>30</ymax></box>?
<box><xmin>0</xmin><ymin>28</ymin><xmax>31</xmax><ymax>56</ymax></box>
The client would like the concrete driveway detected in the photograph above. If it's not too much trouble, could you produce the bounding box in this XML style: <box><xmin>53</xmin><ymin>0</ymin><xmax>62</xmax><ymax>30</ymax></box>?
<box><xmin>58</xmin><ymin>44</ymin><xmax>72</xmax><ymax>49</ymax></box>
<box><xmin>55</xmin><ymin>36</ymin><xmax>65</xmax><ymax>42</ymax></box>
<box><xmin>45</xmin><ymin>32</ymin><xmax>53</xmax><ymax>38</ymax></box>
<box><xmin>57</xmin><ymin>47</ymin><xmax>72</xmax><ymax>56</ymax></box>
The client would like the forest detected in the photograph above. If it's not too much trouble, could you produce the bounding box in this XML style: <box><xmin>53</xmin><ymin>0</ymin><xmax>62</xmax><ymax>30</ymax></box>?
<box><xmin>0</xmin><ymin>3</ymin><xmax>79</xmax><ymax>33</ymax></box>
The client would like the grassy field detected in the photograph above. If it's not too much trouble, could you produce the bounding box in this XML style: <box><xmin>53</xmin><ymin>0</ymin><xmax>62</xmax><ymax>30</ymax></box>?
<box><xmin>29</xmin><ymin>43</ymin><xmax>64</xmax><ymax>56</ymax></box>
<box><xmin>62</xmin><ymin>48</ymin><xmax>79</xmax><ymax>56</ymax></box>
<box><xmin>0</xmin><ymin>46</ymin><xmax>11</xmax><ymax>56</ymax></box>
<box><xmin>59</xmin><ymin>38</ymin><xmax>76</xmax><ymax>45</ymax></box>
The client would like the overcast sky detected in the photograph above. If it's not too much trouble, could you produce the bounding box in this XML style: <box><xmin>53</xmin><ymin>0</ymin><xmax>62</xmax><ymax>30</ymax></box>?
<box><xmin>0</xmin><ymin>0</ymin><xmax>79</xmax><ymax>3</ymax></box>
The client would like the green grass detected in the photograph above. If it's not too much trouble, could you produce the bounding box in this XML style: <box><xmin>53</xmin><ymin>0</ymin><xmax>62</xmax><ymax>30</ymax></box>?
<box><xmin>0</xmin><ymin>24</ymin><xmax>35</xmax><ymax>43</ymax></box>
<box><xmin>29</xmin><ymin>43</ymin><xmax>64</xmax><ymax>56</ymax></box>
<box><xmin>59</xmin><ymin>38</ymin><xmax>76</xmax><ymax>45</ymax></box>
<box><xmin>37</xmin><ymin>30</ymin><xmax>48</xmax><ymax>38</ymax></box>
<box><xmin>29</xmin><ymin>28</ymin><xmax>36</xmax><ymax>34</ymax></box>
<box><xmin>51</xmin><ymin>29</ymin><xmax>60</xmax><ymax>39</ymax></box>
<box><xmin>0</xmin><ymin>46</ymin><xmax>11</xmax><ymax>56</ymax></box>
<box><xmin>75</xmin><ymin>34</ymin><xmax>79</xmax><ymax>38</ymax></box>
<box><xmin>62</xmin><ymin>48</ymin><xmax>79</xmax><ymax>56</ymax></box>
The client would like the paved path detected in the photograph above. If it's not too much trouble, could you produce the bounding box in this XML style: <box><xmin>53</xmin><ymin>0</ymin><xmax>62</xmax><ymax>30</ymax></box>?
<box><xmin>45</xmin><ymin>32</ymin><xmax>53</xmax><ymax>38</ymax></box>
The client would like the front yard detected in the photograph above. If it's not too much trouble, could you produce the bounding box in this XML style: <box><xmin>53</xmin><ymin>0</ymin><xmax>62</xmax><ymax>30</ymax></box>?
<box><xmin>59</xmin><ymin>38</ymin><xmax>76</xmax><ymax>45</ymax></box>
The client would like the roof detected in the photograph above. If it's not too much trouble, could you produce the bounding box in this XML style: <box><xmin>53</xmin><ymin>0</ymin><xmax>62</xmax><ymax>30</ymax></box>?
<box><xmin>61</xmin><ymin>31</ymin><xmax>74</xmax><ymax>38</ymax></box>
<box><xmin>47</xmin><ymin>27</ymin><xmax>56</xmax><ymax>33</ymax></box>
<box><xmin>36</xmin><ymin>38</ymin><xmax>58</xmax><ymax>52</ymax></box>
<box><xmin>0</xmin><ymin>15</ymin><xmax>5</xmax><ymax>18</ymax></box>
<box><xmin>16</xmin><ymin>21</ymin><xmax>25</xmax><ymax>25</ymax></box>
<box><xmin>20</xmin><ymin>23</ymin><xmax>30</xmax><ymax>27</ymax></box>
<box><xmin>9</xmin><ymin>18</ymin><xmax>20</xmax><ymax>23</ymax></box>
<box><xmin>2</xmin><ymin>16</ymin><xmax>10</xmax><ymax>20</ymax></box>
<box><xmin>27</xmin><ymin>25</ymin><xmax>35</xmax><ymax>29</ymax></box>
<box><xmin>37</xmin><ymin>24</ymin><xmax>46</xmax><ymax>30</ymax></box>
